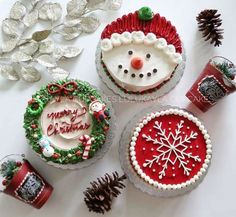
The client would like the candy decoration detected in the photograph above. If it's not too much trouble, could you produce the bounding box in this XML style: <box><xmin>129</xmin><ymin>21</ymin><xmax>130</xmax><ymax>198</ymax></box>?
<box><xmin>79</xmin><ymin>135</ymin><xmax>93</xmax><ymax>160</ymax></box>
<box><xmin>76</xmin><ymin>150</ymin><xmax>82</xmax><ymax>156</ymax></box>
<box><xmin>131</xmin><ymin>57</ymin><xmax>144</xmax><ymax>70</ymax></box>
<box><xmin>2</xmin><ymin>179</ymin><xmax>7</xmax><ymax>186</ymax></box>
<box><xmin>39</xmin><ymin>136</ymin><xmax>55</xmax><ymax>158</ymax></box>
<box><xmin>138</xmin><ymin>7</ymin><xmax>154</xmax><ymax>21</ymax></box>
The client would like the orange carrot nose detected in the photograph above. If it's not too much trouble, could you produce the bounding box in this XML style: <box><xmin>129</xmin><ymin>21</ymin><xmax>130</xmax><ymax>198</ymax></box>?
<box><xmin>131</xmin><ymin>57</ymin><xmax>144</xmax><ymax>70</ymax></box>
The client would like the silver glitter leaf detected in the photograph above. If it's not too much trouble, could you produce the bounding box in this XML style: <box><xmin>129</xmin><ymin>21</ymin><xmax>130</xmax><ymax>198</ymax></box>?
<box><xmin>21</xmin><ymin>65</ymin><xmax>41</xmax><ymax>82</ymax></box>
<box><xmin>2</xmin><ymin>18</ymin><xmax>19</xmax><ymax>37</ymax></box>
<box><xmin>55</xmin><ymin>26</ymin><xmax>82</xmax><ymax>40</ymax></box>
<box><xmin>54</xmin><ymin>46</ymin><xmax>83</xmax><ymax>60</ymax></box>
<box><xmin>19</xmin><ymin>41</ymin><xmax>39</xmax><ymax>55</ymax></box>
<box><xmin>39</xmin><ymin>40</ymin><xmax>54</xmax><ymax>54</ymax></box>
<box><xmin>67</xmin><ymin>0</ymin><xmax>87</xmax><ymax>18</ymax></box>
<box><xmin>48</xmin><ymin>67</ymin><xmax>69</xmax><ymax>80</ymax></box>
<box><xmin>23</xmin><ymin>10</ymin><xmax>39</xmax><ymax>27</ymax></box>
<box><xmin>32</xmin><ymin>29</ymin><xmax>51</xmax><ymax>42</ymax></box>
<box><xmin>80</xmin><ymin>16</ymin><xmax>100</xmax><ymax>33</ymax></box>
<box><xmin>64</xmin><ymin>17</ymin><xmax>81</xmax><ymax>27</ymax></box>
<box><xmin>87</xmin><ymin>0</ymin><xmax>106</xmax><ymax>10</ymax></box>
<box><xmin>11</xmin><ymin>51</ymin><xmax>32</xmax><ymax>62</ymax></box>
<box><xmin>10</xmin><ymin>1</ymin><xmax>27</xmax><ymax>20</ymax></box>
<box><xmin>39</xmin><ymin>3</ymin><xmax>62</xmax><ymax>21</ymax></box>
<box><xmin>31</xmin><ymin>0</ymin><xmax>43</xmax><ymax>6</ymax></box>
<box><xmin>2</xmin><ymin>38</ymin><xmax>18</xmax><ymax>53</ymax></box>
<box><xmin>0</xmin><ymin>64</ymin><xmax>20</xmax><ymax>80</ymax></box>
<box><xmin>37</xmin><ymin>54</ymin><xmax>56</xmax><ymax>68</ymax></box>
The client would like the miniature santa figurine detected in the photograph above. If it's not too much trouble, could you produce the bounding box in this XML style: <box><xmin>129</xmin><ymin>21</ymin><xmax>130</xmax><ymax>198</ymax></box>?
<box><xmin>89</xmin><ymin>97</ymin><xmax>110</xmax><ymax>123</ymax></box>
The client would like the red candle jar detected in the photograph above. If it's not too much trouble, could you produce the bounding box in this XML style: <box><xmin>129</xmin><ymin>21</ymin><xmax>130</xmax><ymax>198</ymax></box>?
<box><xmin>0</xmin><ymin>154</ymin><xmax>53</xmax><ymax>209</ymax></box>
<box><xmin>186</xmin><ymin>56</ymin><xmax>236</xmax><ymax>112</ymax></box>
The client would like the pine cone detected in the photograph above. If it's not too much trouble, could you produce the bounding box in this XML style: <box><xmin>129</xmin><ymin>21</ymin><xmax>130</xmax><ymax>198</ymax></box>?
<box><xmin>196</xmin><ymin>9</ymin><xmax>223</xmax><ymax>46</ymax></box>
<box><xmin>83</xmin><ymin>172</ymin><xmax>126</xmax><ymax>214</ymax></box>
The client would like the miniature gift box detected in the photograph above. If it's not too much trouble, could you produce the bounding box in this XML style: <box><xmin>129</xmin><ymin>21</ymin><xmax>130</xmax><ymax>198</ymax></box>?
<box><xmin>186</xmin><ymin>56</ymin><xmax>236</xmax><ymax>112</ymax></box>
<box><xmin>0</xmin><ymin>154</ymin><xmax>53</xmax><ymax>209</ymax></box>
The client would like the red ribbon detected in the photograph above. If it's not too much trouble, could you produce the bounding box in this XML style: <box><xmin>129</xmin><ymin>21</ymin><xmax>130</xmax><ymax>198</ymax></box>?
<box><xmin>47</xmin><ymin>81</ymin><xmax>77</xmax><ymax>102</ymax></box>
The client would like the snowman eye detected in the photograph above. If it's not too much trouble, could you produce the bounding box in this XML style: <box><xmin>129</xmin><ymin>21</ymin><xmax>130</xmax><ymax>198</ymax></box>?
<box><xmin>146</xmin><ymin>53</ymin><xmax>151</xmax><ymax>59</ymax></box>
<box><xmin>128</xmin><ymin>50</ymin><xmax>133</xmax><ymax>55</ymax></box>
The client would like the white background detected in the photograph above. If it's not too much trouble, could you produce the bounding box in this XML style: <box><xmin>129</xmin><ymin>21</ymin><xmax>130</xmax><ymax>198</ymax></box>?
<box><xmin>0</xmin><ymin>0</ymin><xmax>236</xmax><ymax>217</ymax></box>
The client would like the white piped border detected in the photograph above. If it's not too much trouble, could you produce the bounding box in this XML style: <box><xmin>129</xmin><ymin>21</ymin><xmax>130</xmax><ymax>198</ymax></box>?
<box><xmin>101</xmin><ymin>31</ymin><xmax>183</xmax><ymax>64</ymax></box>
<box><xmin>129</xmin><ymin>108</ymin><xmax>212</xmax><ymax>192</ymax></box>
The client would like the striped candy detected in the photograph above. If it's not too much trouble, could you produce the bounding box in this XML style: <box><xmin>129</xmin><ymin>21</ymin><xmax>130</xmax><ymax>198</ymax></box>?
<box><xmin>79</xmin><ymin>135</ymin><xmax>93</xmax><ymax>160</ymax></box>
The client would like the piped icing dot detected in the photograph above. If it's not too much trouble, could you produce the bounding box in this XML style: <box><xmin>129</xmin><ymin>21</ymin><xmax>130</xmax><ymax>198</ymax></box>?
<box><xmin>124</xmin><ymin>69</ymin><xmax>128</xmax><ymax>74</ymax></box>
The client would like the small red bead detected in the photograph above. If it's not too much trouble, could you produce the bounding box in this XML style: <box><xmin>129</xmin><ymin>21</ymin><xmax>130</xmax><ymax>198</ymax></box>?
<box><xmin>16</xmin><ymin>162</ymin><xmax>22</xmax><ymax>167</ymax></box>
<box><xmin>31</xmin><ymin>124</ymin><xmax>37</xmax><ymax>129</ymax></box>
<box><xmin>76</xmin><ymin>151</ymin><xmax>81</xmax><ymax>156</ymax></box>
<box><xmin>131</xmin><ymin>57</ymin><xmax>144</xmax><ymax>70</ymax></box>
<box><xmin>53</xmin><ymin>153</ymin><xmax>60</xmax><ymax>159</ymax></box>
<box><xmin>28</xmin><ymin>99</ymin><xmax>35</xmax><ymax>105</ymax></box>
<box><xmin>2</xmin><ymin>180</ymin><xmax>7</xmax><ymax>186</ymax></box>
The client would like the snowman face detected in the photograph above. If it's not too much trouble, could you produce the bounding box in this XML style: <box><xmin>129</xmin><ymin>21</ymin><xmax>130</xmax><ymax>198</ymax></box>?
<box><xmin>90</xmin><ymin>101</ymin><xmax>103</xmax><ymax>113</ymax></box>
<box><xmin>101</xmin><ymin>32</ymin><xmax>182</xmax><ymax>92</ymax></box>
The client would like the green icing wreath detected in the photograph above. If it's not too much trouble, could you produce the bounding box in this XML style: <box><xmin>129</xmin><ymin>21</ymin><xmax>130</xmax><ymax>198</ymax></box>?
<box><xmin>23</xmin><ymin>79</ymin><xmax>110</xmax><ymax>165</ymax></box>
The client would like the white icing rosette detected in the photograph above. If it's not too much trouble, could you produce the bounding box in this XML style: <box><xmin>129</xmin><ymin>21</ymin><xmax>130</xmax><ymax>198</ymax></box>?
<box><xmin>101</xmin><ymin>39</ymin><xmax>113</xmax><ymax>52</ymax></box>
<box><xmin>120</xmin><ymin>32</ymin><xmax>132</xmax><ymax>44</ymax></box>
<box><xmin>111</xmin><ymin>33</ymin><xmax>122</xmax><ymax>46</ymax></box>
<box><xmin>119</xmin><ymin>105</ymin><xmax>212</xmax><ymax>197</ymax></box>
<box><xmin>154</xmin><ymin>38</ymin><xmax>168</xmax><ymax>50</ymax></box>
<box><xmin>132</xmin><ymin>31</ymin><xmax>145</xmax><ymax>44</ymax></box>
<box><xmin>144</xmin><ymin>33</ymin><xmax>157</xmax><ymax>45</ymax></box>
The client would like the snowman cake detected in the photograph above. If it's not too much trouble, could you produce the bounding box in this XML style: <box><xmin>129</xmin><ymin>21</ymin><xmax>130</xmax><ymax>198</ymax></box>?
<box><xmin>99</xmin><ymin>7</ymin><xmax>183</xmax><ymax>93</ymax></box>
<box><xmin>24</xmin><ymin>80</ymin><xmax>111</xmax><ymax>168</ymax></box>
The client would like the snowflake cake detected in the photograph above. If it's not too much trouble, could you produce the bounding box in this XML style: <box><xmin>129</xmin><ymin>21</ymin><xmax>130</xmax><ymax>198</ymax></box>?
<box><xmin>129</xmin><ymin>108</ymin><xmax>212</xmax><ymax>196</ymax></box>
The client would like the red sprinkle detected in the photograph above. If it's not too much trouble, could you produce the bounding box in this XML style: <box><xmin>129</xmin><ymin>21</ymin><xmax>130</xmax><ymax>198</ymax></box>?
<box><xmin>16</xmin><ymin>161</ymin><xmax>22</xmax><ymax>167</ymax></box>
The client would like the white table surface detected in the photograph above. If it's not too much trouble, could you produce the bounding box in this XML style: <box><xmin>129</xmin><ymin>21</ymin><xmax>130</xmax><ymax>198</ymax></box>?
<box><xmin>0</xmin><ymin>0</ymin><xmax>236</xmax><ymax>216</ymax></box>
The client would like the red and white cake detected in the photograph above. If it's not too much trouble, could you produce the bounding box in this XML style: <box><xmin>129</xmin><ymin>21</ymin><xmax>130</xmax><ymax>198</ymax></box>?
<box><xmin>128</xmin><ymin>108</ymin><xmax>212</xmax><ymax>196</ymax></box>
<box><xmin>99</xmin><ymin>7</ymin><xmax>183</xmax><ymax>94</ymax></box>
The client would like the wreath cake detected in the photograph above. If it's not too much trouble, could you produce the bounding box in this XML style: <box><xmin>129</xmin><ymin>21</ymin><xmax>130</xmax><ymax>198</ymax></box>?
<box><xmin>24</xmin><ymin>80</ymin><xmax>111</xmax><ymax>167</ymax></box>
<box><xmin>99</xmin><ymin>7</ymin><xmax>184</xmax><ymax>94</ymax></box>
<box><xmin>127</xmin><ymin>108</ymin><xmax>212</xmax><ymax>196</ymax></box>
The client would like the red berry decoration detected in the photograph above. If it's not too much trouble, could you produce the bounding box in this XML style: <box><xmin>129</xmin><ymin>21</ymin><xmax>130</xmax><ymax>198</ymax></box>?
<box><xmin>28</xmin><ymin>99</ymin><xmax>35</xmax><ymax>105</ymax></box>
<box><xmin>76</xmin><ymin>150</ymin><xmax>81</xmax><ymax>156</ymax></box>
<box><xmin>53</xmin><ymin>153</ymin><xmax>60</xmax><ymax>159</ymax></box>
<box><xmin>31</xmin><ymin>124</ymin><xmax>37</xmax><ymax>129</ymax></box>
<box><xmin>16</xmin><ymin>161</ymin><xmax>22</xmax><ymax>167</ymax></box>
<box><xmin>2</xmin><ymin>179</ymin><xmax>8</xmax><ymax>186</ymax></box>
